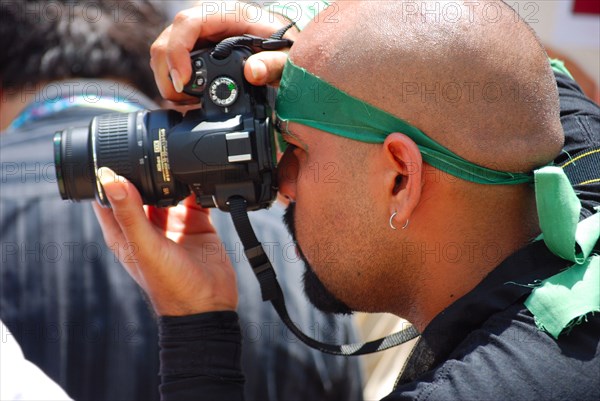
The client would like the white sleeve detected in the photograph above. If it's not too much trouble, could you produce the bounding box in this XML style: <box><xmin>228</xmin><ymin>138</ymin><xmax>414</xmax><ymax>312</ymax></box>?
<box><xmin>1</xmin><ymin>321</ymin><xmax>72</xmax><ymax>401</ymax></box>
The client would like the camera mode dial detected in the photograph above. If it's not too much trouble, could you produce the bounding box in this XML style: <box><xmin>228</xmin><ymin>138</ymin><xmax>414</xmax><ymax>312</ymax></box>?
<box><xmin>209</xmin><ymin>77</ymin><xmax>239</xmax><ymax>107</ymax></box>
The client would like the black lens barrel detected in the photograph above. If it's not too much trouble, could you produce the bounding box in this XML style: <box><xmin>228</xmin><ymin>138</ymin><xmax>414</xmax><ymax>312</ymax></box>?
<box><xmin>54</xmin><ymin>111</ymin><xmax>188</xmax><ymax>206</ymax></box>
<box><xmin>54</xmin><ymin>126</ymin><xmax>95</xmax><ymax>201</ymax></box>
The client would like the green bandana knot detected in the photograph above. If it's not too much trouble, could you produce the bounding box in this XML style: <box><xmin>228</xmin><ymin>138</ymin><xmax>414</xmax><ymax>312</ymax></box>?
<box><xmin>526</xmin><ymin>62</ymin><xmax>598</xmax><ymax>340</ymax></box>
<box><xmin>525</xmin><ymin>167</ymin><xmax>599</xmax><ymax>339</ymax></box>
<box><xmin>275</xmin><ymin>59</ymin><xmax>599</xmax><ymax>339</ymax></box>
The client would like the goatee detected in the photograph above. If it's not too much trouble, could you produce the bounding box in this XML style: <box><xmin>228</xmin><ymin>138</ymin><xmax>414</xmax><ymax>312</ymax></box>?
<box><xmin>283</xmin><ymin>203</ymin><xmax>353</xmax><ymax>315</ymax></box>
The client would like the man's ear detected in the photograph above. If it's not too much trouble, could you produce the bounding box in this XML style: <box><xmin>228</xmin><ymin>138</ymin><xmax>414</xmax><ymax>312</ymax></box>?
<box><xmin>383</xmin><ymin>133</ymin><xmax>423</xmax><ymax>227</ymax></box>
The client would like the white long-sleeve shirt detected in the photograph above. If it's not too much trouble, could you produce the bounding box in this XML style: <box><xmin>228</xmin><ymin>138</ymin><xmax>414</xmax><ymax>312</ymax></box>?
<box><xmin>1</xmin><ymin>321</ymin><xmax>72</xmax><ymax>400</ymax></box>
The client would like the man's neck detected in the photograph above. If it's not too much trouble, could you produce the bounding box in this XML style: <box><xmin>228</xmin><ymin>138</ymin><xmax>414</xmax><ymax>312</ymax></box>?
<box><xmin>395</xmin><ymin>182</ymin><xmax>539</xmax><ymax>332</ymax></box>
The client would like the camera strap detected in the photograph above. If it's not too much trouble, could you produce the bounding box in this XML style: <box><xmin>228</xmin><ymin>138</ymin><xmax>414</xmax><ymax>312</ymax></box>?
<box><xmin>211</xmin><ymin>23</ymin><xmax>296</xmax><ymax>59</ymax></box>
<box><xmin>228</xmin><ymin>196</ymin><xmax>420</xmax><ymax>356</ymax></box>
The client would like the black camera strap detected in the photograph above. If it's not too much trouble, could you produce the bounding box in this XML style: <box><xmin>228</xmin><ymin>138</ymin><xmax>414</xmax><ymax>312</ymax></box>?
<box><xmin>228</xmin><ymin>196</ymin><xmax>420</xmax><ymax>356</ymax></box>
<box><xmin>211</xmin><ymin>24</ymin><xmax>296</xmax><ymax>59</ymax></box>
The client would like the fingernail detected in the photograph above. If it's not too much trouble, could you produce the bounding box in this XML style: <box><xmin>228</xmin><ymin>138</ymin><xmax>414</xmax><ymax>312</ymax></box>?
<box><xmin>249</xmin><ymin>59</ymin><xmax>266</xmax><ymax>81</ymax></box>
<box><xmin>170</xmin><ymin>69</ymin><xmax>184</xmax><ymax>93</ymax></box>
<box><xmin>98</xmin><ymin>167</ymin><xmax>127</xmax><ymax>201</ymax></box>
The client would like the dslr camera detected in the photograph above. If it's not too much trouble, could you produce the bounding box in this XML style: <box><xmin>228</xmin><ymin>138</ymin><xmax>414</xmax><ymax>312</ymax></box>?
<box><xmin>53</xmin><ymin>43</ymin><xmax>278</xmax><ymax>211</ymax></box>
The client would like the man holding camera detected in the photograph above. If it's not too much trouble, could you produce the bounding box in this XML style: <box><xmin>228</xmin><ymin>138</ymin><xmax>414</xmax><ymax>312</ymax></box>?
<box><xmin>1</xmin><ymin>1</ymin><xmax>363</xmax><ymax>400</ymax></box>
<box><xmin>95</xmin><ymin>1</ymin><xmax>599</xmax><ymax>399</ymax></box>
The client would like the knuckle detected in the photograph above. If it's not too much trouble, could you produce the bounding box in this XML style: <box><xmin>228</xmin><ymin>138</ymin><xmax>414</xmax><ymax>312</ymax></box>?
<box><xmin>150</xmin><ymin>41</ymin><xmax>166</xmax><ymax>59</ymax></box>
<box><xmin>173</xmin><ymin>9</ymin><xmax>193</xmax><ymax>26</ymax></box>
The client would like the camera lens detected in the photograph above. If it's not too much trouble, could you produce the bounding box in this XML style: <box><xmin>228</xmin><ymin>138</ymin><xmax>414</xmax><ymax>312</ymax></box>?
<box><xmin>54</xmin><ymin>110</ymin><xmax>188</xmax><ymax>207</ymax></box>
<box><xmin>54</xmin><ymin>126</ymin><xmax>96</xmax><ymax>201</ymax></box>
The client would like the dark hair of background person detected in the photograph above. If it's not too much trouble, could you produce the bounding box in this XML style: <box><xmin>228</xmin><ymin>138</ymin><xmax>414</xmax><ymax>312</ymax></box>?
<box><xmin>0</xmin><ymin>0</ymin><xmax>165</xmax><ymax>99</ymax></box>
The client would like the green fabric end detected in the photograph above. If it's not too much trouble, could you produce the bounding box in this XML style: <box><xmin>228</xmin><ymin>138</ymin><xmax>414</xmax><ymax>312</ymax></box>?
<box><xmin>535</xmin><ymin>166</ymin><xmax>582</xmax><ymax>262</ymax></box>
<box><xmin>549</xmin><ymin>58</ymin><xmax>575</xmax><ymax>80</ymax></box>
<box><xmin>535</xmin><ymin>167</ymin><xmax>600</xmax><ymax>264</ymax></box>
<box><xmin>275</xmin><ymin>59</ymin><xmax>533</xmax><ymax>185</ymax></box>
<box><xmin>524</xmin><ymin>256</ymin><xmax>600</xmax><ymax>339</ymax></box>
<box><xmin>527</xmin><ymin>166</ymin><xmax>600</xmax><ymax>338</ymax></box>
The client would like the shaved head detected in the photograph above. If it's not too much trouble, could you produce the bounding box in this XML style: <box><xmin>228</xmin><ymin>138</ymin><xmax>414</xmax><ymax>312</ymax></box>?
<box><xmin>289</xmin><ymin>0</ymin><xmax>564</xmax><ymax>172</ymax></box>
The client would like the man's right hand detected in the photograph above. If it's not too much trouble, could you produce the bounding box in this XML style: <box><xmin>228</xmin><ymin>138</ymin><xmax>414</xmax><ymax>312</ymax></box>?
<box><xmin>93</xmin><ymin>167</ymin><xmax>239</xmax><ymax>317</ymax></box>
<box><xmin>150</xmin><ymin>1</ymin><xmax>295</xmax><ymax>102</ymax></box>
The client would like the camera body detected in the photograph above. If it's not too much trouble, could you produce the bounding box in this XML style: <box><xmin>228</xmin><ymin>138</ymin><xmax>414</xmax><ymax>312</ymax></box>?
<box><xmin>54</xmin><ymin>46</ymin><xmax>277</xmax><ymax>211</ymax></box>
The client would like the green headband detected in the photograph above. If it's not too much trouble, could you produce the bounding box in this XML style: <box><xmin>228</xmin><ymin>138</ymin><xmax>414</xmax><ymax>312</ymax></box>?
<box><xmin>275</xmin><ymin>59</ymin><xmax>533</xmax><ymax>185</ymax></box>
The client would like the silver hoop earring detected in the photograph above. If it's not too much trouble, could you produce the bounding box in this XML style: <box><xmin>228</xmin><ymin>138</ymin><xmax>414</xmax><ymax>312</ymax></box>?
<box><xmin>389</xmin><ymin>211</ymin><xmax>398</xmax><ymax>230</ymax></box>
<box><xmin>402</xmin><ymin>219</ymin><xmax>409</xmax><ymax>230</ymax></box>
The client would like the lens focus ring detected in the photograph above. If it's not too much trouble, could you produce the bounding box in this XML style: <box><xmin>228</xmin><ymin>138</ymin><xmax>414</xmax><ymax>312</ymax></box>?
<box><xmin>94</xmin><ymin>113</ymin><xmax>144</xmax><ymax>192</ymax></box>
